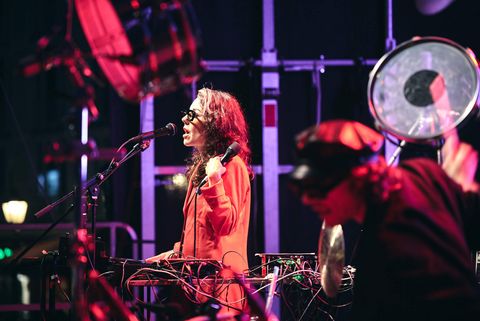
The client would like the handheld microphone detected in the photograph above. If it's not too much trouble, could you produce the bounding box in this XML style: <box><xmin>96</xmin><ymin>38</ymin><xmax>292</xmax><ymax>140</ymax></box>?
<box><xmin>219</xmin><ymin>142</ymin><xmax>241</xmax><ymax>165</ymax></box>
<box><xmin>196</xmin><ymin>142</ymin><xmax>241</xmax><ymax>192</ymax></box>
<box><xmin>130</xmin><ymin>123</ymin><xmax>177</xmax><ymax>142</ymax></box>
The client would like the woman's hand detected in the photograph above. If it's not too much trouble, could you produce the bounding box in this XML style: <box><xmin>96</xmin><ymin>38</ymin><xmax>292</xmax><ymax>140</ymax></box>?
<box><xmin>145</xmin><ymin>249</ymin><xmax>175</xmax><ymax>263</ymax></box>
<box><xmin>205</xmin><ymin>156</ymin><xmax>226</xmax><ymax>185</ymax></box>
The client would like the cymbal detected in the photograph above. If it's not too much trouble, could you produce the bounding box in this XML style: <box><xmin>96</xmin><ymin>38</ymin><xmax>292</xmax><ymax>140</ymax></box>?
<box><xmin>318</xmin><ymin>221</ymin><xmax>345</xmax><ymax>298</ymax></box>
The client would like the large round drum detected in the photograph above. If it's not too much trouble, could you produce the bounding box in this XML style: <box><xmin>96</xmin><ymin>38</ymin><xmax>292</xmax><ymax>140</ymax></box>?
<box><xmin>368</xmin><ymin>37</ymin><xmax>480</xmax><ymax>142</ymax></box>
<box><xmin>76</xmin><ymin>0</ymin><xmax>203</xmax><ymax>102</ymax></box>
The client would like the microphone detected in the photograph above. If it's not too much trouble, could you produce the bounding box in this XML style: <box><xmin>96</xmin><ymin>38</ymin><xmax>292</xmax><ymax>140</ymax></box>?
<box><xmin>130</xmin><ymin>123</ymin><xmax>177</xmax><ymax>142</ymax></box>
<box><xmin>196</xmin><ymin>142</ymin><xmax>241</xmax><ymax>192</ymax></box>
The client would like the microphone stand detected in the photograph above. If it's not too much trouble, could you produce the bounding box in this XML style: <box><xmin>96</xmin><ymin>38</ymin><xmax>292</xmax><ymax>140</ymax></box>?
<box><xmin>11</xmin><ymin>140</ymin><xmax>150</xmax><ymax>264</ymax></box>
<box><xmin>70</xmin><ymin>140</ymin><xmax>150</xmax><ymax>321</ymax></box>
<box><xmin>9</xmin><ymin>139</ymin><xmax>151</xmax><ymax>321</ymax></box>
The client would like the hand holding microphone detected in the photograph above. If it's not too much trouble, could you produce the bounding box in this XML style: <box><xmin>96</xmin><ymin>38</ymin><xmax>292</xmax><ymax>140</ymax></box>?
<box><xmin>196</xmin><ymin>142</ymin><xmax>240</xmax><ymax>194</ymax></box>
<box><xmin>205</xmin><ymin>156</ymin><xmax>227</xmax><ymax>185</ymax></box>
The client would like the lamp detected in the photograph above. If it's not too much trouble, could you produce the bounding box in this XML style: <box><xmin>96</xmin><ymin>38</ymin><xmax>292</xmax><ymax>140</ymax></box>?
<box><xmin>2</xmin><ymin>200</ymin><xmax>28</xmax><ymax>224</ymax></box>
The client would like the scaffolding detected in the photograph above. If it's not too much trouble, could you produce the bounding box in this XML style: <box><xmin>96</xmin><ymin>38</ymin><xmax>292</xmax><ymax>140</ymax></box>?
<box><xmin>139</xmin><ymin>0</ymin><xmax>396</xmax><ymax>316</ymax></box>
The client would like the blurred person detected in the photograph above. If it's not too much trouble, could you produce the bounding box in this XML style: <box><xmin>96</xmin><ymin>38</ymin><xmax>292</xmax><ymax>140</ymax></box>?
<box><xmin>289</xmin><ymin>119</ymin><xmax>480</xmax><ymax>321</ymax></box>
<box><xmin>146</xmin><ymin>88</ymin><xmax>253</xmax><ymax>313</ymax></box>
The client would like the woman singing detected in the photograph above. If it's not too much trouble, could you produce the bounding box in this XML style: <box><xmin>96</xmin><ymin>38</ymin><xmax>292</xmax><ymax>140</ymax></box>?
<box><xmin>146</xmin><ymin>87</ymin><xmax>253</xmax><ymax>313</ymax></box>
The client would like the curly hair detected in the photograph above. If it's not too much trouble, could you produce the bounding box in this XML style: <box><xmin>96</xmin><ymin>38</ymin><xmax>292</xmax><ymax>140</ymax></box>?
<box><xmin>186</xmin><ymin>88</ymin><xmax>253</xmax><ymax>186</ymax></box>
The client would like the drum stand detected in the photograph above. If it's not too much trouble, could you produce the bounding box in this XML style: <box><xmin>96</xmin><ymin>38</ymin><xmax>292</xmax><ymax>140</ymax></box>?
<box><xmin>387</xmin><ymin>137</ymin><xmax>444</xmax><ymax>166</ymax></box>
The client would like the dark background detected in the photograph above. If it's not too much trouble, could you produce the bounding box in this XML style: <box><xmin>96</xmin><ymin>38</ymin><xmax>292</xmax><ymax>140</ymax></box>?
<box><xmin>1</xmin><ymin>0</ymin><xmax>480</xmax><ymax>278</ymax></box>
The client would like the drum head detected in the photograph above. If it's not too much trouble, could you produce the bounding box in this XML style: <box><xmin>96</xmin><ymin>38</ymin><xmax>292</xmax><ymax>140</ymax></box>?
<box><xmin>368</xmin><ymin>37</ymin><xmax>479</xmax><ymax>142</ymax></box>
<box><xmin>76</xmin><ymin>0</ymin><xmax>203</xmax><ymax>102</ymax></box>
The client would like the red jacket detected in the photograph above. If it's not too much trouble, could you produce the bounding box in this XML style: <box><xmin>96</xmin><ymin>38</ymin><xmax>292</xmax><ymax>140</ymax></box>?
<box><xmin>175</xmin><ymin>155</ymin><xmax>251</xmax><ymax>311</ymax></box>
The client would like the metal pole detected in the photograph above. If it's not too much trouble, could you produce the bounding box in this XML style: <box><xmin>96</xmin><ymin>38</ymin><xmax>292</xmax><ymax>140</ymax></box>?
<box><xmin>140</xmin><ymin>95</ymin><xmax>156</xmax><ymax>260</ymax></box>
<box><xmin>140</xmin><ymin>95</ymin><xmax>156</xmax><ymax>320</ymax></box>
<box><xmin>384</xmin><ymin>0</ymin><xmax>399</xmax><ymax>165</ymax></box>
<box><xmin>262</xmin><ymin>0</ymin><xmax>280</xmax><ymax>318</ymax></box>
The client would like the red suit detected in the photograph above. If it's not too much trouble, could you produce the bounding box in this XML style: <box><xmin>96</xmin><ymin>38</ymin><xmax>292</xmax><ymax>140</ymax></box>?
<box><xmin>175</xmin><ymin>155</ymin><xmax>251</xmax><ymax>312</ymax></box>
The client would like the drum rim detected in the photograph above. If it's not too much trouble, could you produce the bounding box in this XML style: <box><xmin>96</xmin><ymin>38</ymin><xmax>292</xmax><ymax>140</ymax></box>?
<box><xmin>367</xmin><ymin>36</ymin><xmax>480</xmax><ymax>142</ymax></box>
